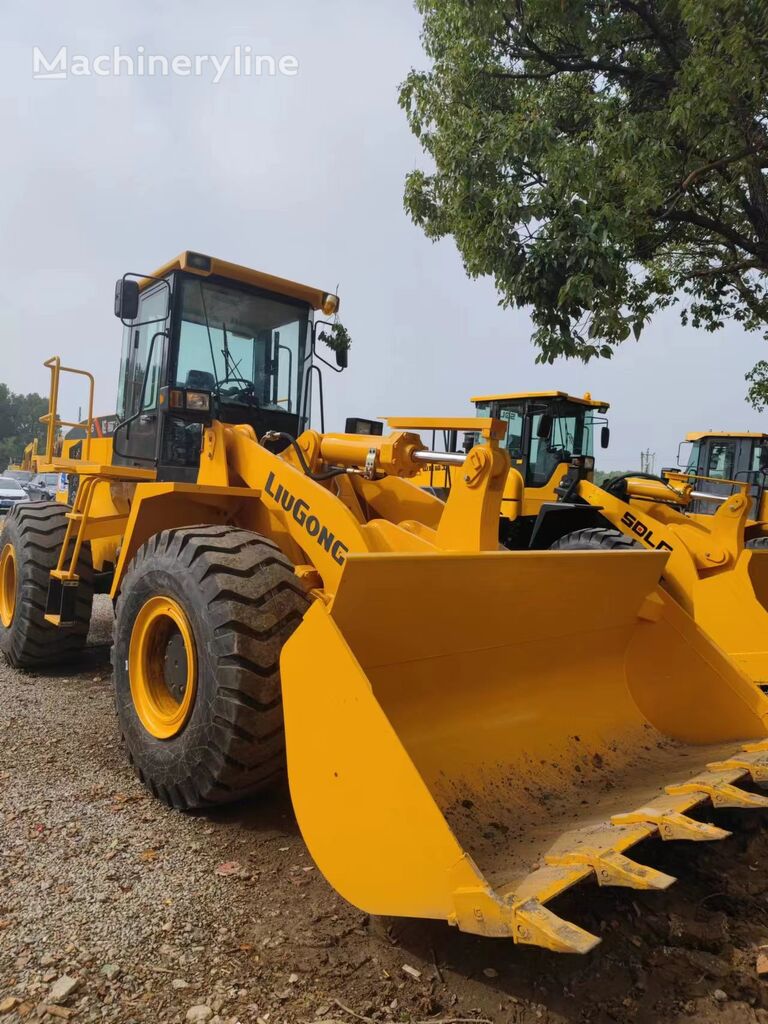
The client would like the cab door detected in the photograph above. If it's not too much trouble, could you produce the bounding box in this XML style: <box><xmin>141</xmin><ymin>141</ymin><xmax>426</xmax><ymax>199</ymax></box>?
<box><xmin>694</xmin><ymin>438</ymin><xmax>738</xmax><ymax>509</ymax></box>
<box><xmin>113</xmin><ymin>282</ymin><xmax>171</xmax><ymax>467</ymax></box>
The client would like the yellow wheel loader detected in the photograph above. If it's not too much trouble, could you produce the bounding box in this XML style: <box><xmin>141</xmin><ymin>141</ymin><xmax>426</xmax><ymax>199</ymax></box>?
<box><xmin>392</xmin><ymin>391</ymin><xmax>611</xmax><ymax>544</ymax></box>
<box><xmin>388</xmin><ymin>393</ymin><xmax>768</xmax><ymax>688</ymax></box>
<box><xmin>5</xmin><ymin>263</ymin><xmax>768</xmax><ymax>956</ymax></box>
<box><xmin>667</xmin><ymin>431</ymin><xmax>768</xmax><ymax>537</ymax></box>
<box><xmin>6</xmin><ymin>437</ymin><xmax>40</xmax><ymax>476</ymax></box>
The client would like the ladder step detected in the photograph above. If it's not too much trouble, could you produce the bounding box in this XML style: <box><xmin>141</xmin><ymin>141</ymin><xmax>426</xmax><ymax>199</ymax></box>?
<box><xmin>45</xmin><ymin>576</ymin><xmax>80</xmax><ymax>627</ymax></box>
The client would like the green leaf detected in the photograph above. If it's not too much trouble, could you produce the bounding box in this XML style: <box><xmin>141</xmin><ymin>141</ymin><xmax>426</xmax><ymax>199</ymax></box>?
<box><xmin>401</xmin><ymin>0</ymin><xmax>768</xmax><ymax>399</ymax></box>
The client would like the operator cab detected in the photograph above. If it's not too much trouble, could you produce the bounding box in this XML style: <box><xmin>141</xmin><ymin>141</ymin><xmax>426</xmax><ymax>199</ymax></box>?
<box><xmin>472</xmin><ymin>391</ymin><xmax>610</xmax><ymax>488</ymax></box>
<box><xmin>678</xmin><ymin>432</ymin><xmax>768</xmax><ymax>517</ymax></box>
<box><xmin>112</xmin><ymin>251</ymin><xmax>345</xmax><ymax>481</ymax></box>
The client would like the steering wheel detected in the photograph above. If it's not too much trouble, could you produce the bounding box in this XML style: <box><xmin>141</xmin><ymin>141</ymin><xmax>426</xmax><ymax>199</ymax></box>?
<box><xmin>216</xmin><ymin>377</ymin><xmax>259</xmax><ymax>402</ymax></box>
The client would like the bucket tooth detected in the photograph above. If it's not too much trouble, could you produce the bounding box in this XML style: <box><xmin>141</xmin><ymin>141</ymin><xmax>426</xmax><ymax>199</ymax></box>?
<box><xmin>667</xmin><ymin>771</ymin><xmax>768</xmax><ymax>808</ymax></box>
<box><xmin>611</xmin><ymin>806</ymin><xmax>730</xmax><ymax>842</ymax></box>
<box><xmin>707</xmin><ymin>751</ymin><xmax>768</xmax><ymax>783</ymax></box>
<box><xmin>743</xmin><ymin>740</ymin><xmax>768</xmax><ymax>753</ymax></box>
<box><xmin>451</xmin><ymin>869</ymin><xmax>598</xmax><ymax>953</ymax></box>
<box><xmin>545</xmin><ymin>845</ymin><xmax>675</xmax><ymax>890</ymax></box>
<box><xmin>510</xmin><ymin>899</ymin><xmax>600</xmax><ymax>954</ymax></box>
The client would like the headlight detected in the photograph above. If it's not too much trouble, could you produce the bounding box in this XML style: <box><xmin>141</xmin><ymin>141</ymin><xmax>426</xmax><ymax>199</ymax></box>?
<box><xmin>186</xmin><ymin>251</ymin><xmax>212</xmax><ymax>272</ymax></box>
<box><xmin>583</xmin><ymin>456</ymin><xmax>595</xmax><ymax>470</ymax></box>
<box><xmin>186</xmin><ymin>391</ymin><xmax>211</xmax><ymax>412</ymax></box>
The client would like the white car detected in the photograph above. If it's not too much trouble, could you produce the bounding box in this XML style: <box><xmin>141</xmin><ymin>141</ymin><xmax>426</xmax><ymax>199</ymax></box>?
<box><xmin>0</xmin><ymin>476</ymin><xmax>30</xmax><ymax>516</ymax></box>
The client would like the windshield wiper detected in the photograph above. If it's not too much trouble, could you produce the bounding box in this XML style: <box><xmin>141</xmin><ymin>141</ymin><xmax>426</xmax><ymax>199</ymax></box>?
<box><xmin>218</xmin><ymin>322</ymin><xmax>260</xmax><ymax>409</ymax></box>
<box><xmin>198</xmin><ymin>281</ymin><xmax>220</xmax><ymax>389</ymax></box>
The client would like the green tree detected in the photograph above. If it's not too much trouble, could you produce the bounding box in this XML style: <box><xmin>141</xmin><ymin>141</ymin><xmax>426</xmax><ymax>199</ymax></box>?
<box><xmin>0</xmin><ymin>387</ymin><xmax>49</xmax><ymax>471</ymax></box>
<box><xmin>401</xmin><ymin>0</ymin><xmax>768</xmax><ymax>400</ymax></box>
<box><xmin>594</xmin><ymin>467</ymin><xmax>641</xmax><ymax>486</ymax></box>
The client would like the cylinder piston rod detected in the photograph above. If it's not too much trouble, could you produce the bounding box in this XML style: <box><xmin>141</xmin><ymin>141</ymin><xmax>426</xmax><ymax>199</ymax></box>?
<box><xmin>411</xmin><ymin>449</ymin><xmax>467</xmax><ymax>468</ymax></box>
<box><xmin>690</xmin><ymin>490</ymin><xmax>730</xmax><ymax>504</ymax></box>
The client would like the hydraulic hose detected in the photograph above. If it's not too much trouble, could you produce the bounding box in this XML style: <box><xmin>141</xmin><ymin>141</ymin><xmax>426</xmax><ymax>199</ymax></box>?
<box><xmin>260</xmin><ymin>431</ymin><xmax>349</xmax><ymax>482</ymax></box>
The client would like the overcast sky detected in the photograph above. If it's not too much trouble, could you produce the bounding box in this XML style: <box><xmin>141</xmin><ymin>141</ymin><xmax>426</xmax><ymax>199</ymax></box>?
<box><xmin>1</xmin><ymin>0</ymin><xmax>765</xmax><ymax>471</ymax></box>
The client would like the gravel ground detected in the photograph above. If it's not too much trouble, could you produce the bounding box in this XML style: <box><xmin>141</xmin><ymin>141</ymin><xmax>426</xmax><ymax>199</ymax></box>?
<box><xmin>5</xmin><ymin>599</ymin><xmax>768</xmax><ymax>1024</ymax></box>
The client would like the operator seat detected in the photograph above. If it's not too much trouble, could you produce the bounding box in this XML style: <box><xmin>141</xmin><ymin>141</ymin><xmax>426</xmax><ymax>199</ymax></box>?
<box><xmin>186</xmin><ymin>370</ymin><xmax>216</xmax><ymax>390</ymax></box>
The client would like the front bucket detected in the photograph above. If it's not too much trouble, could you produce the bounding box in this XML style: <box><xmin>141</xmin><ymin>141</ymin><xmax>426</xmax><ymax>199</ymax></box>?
<box><xmin>280</xmin><ymin>549</ymin><xmax>768</xmax><ymax>952</ymax></box>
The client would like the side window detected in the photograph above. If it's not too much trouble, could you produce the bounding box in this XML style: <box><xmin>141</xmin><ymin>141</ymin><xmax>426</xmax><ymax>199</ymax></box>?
<box><xmin>274</xmin><ymin>325</ymin><xmax>300</xmax><ymax>411</ymax></box>
<box><xmin>528</xmin><ymin>414</ymin><xmax>549</xmax><ymax>483</ymax></box>
<box><xmin>707</xmin><ymin>442</ymin><xmax>736</xmax><ymax>480</ymax></box>
<box><xmin>116</xmin><ymin>324</ymin><xmax>131</xmax><ymax>420</ymax></box>
<box><xmin>124</xmin><ymin>285</ymin><xmax>170</xmax><ymax>417</ymax></box>
<box><xmin>500</xmin><ymin>407</ymin><xmax>524</xmax><ymax>457</ymax></box>
<box><xmin>141</xmin><ymin>330</ymin><xmax>165</xmax><ymax>411</ymax></box>
<box><xmin>685</xmin><ymin>441</ymin><xmax>701</xmax><ymax>475</ymax></box>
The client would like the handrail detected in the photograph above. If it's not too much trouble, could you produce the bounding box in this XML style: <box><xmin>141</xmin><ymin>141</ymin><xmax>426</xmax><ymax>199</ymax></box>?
<box><xmin>663</xmin><ymin>469</ymin><xmax>753</xmax><ymax>495</ymax></box>
<box><xmin>40</xmin><ymin>357</ymin><xmax>95</xmax><ymax>463</ymax></box>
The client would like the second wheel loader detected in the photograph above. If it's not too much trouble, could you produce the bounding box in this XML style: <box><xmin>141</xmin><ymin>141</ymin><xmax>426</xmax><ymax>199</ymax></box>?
<box><xmin>388</xmin><ymin>391</ymin><xmax>768</xmax><ymax>687</ymax></box>
<box><xmin>4</xmin><ymin>259</ymin><xmax>768</xmax><ymax>955</ymax></box>
<box><xmin>669</xmin><ymin>430</ymin><xmax>768</xmax><ymax>530</ymax></box>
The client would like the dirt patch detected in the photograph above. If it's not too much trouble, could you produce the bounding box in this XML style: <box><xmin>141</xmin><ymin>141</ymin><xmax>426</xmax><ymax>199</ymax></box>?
<box><xmin>3</xmin><ymin>599</ymin><xmax>768</xmax><ymax>1023</ymax></box>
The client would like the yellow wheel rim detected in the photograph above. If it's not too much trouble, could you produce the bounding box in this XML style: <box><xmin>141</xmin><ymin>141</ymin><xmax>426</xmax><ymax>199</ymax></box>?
<box><xmin>0</xmin><ymin>543</ymin><xmax>17</xmax><ymax>628</ymax></box>
<box><xmin>129</xmin><ymin>595</ymin><xmax>197</xmax><ymax>740</ymax></box>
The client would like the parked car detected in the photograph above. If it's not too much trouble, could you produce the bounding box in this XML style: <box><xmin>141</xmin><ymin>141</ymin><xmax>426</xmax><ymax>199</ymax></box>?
<box><xmin>5</xmin><ymin>470</ymin><xmax>33</xmax><ymax>485</ymax></box>
<box><xmin>0</xmin><ymin>477</ymin><xmax>30</xmax><ymax>516</ymax></box>
<box><xmin>24</xmin><ymin>473</ymin><xmax>61</xmax><ymax>502</ymax></box>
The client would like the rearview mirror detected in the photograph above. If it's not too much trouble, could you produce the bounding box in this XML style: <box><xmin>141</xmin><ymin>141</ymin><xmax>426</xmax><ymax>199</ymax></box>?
<box><xmin>601</xmin><ymin>426</ymin><xmax>610</xmax><ymax>449</ymax></box>
<box><xmin>114</xmin><ymin>278</ymin><xmax>140</xmax><ymax>320</ymax></box>
<box><xmin>114</xmin><ymin>273</ymin><xmax>171</xmax><ymax>327</ymax></box>
<box><xmin>537</xmin><ymin>414</ymin><xmax>553</xmax><ymax>440</ymax></box>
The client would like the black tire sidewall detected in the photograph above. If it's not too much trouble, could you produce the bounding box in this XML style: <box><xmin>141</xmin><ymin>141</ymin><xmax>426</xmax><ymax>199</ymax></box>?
<box><xmin>0</xmin><ymin>502</ymin><xmax>93</xmax><ymax>666</ymax></box>
<box><xmin>114</xmin><ymin>559</ymin><xmax>218</xmax><ymax>783</ymax></box>
<box><xmin>0</xmin><ymin>514</ymin><xmax>25</xmax><ymax>653</ymax></box>
<box><xmin>550</xmin><ymin>526</ymin><xmax>642</xmax><ymax>551</ymax></box>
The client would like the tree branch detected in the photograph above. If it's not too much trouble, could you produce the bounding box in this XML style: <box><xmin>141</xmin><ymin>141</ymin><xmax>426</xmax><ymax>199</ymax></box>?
<box><xmin>681</xmin><ymin>143</ymin><xmax>768</xmax><ymax>190</ymax></box>
<box><xmin>661</xmin><ymin>208</ymin><xmax>763</xmax><ymax>259</ymax></box>
<box><xmin>616</xmin><ymin>0</ymin><xmax>682</xmax><ymax>69</ymax></box>
<box><xmin>502</xmin><ymin>12</ymin><xmax>668</xmax><ymax>86</ymax></box>
<box><xmin>687</xmin><ymin>259</ymin><xmax>762</xmax><ymax>278</ymax></box>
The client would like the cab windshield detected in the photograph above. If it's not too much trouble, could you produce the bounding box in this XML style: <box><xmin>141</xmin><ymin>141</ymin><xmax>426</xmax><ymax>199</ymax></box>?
<box><xmin>174</xmin><ymin>276</ymin><xmax>310</xmax><ymax>414</ymax></box>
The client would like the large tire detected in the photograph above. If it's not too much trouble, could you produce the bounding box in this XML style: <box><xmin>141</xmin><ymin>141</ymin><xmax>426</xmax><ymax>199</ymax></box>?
<box><xmin>0</xmin><ymin>502</ymin><xmax>94</xmax><ymax>668</ymax></box>
<box><xmin>549</xmin><ymin>526</ymin><xmax>642</xmax><ymax>552</ymax></box>
<box><xmin>112</xmin><ymin>525</ymin><xmax>310</xmax><ymax>810</ymax></box>
<box><xmin>747</xmin><ymin>536</ymin><xmax>768</xmax><ymax>549</ymax></box>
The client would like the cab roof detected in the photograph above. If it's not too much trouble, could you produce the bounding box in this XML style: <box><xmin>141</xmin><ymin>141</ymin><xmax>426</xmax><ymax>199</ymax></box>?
<box><xmin>471</xmin><ymin>390</ymin><xmax>609</xmax><ymax>411</ymax></box>
<box><xmin>143</xmin><ymin>251</ymin><xmax>339</xmax><ymax>312</ymax></box>
<box><xmin>685</xmin><ymin>431</ymin><xmax>768</xmax><ymax>442</ymax></box>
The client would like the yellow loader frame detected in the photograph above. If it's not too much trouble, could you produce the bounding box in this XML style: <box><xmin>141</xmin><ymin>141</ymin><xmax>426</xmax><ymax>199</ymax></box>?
<box><xmin>30</xmin><ymin>378</ymin><xmax>768</xmax><ymax>953</ymax></box>
<box><xmin>7</xmin><ymin>258</ymin><xmax>768</xmax><ymax>957</ymax></box>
